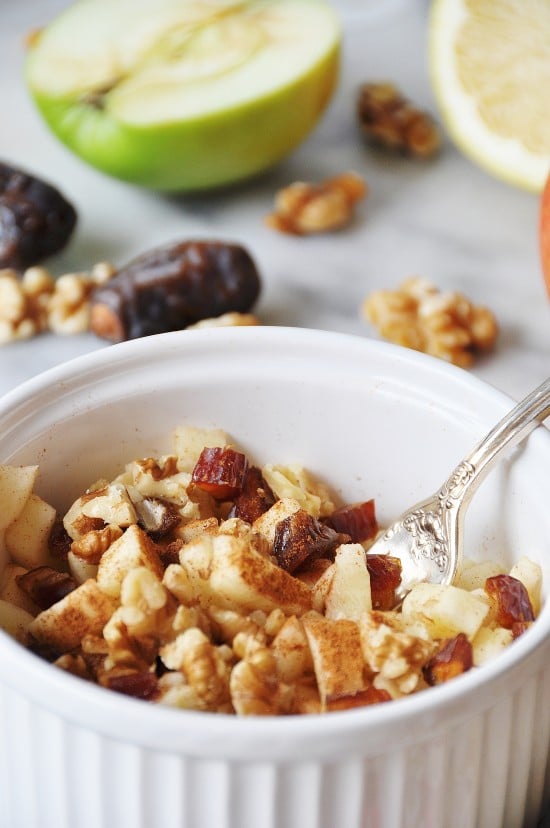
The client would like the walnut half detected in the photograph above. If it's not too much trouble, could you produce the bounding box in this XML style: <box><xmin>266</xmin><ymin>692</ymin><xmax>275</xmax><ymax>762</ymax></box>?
<box><xmin>362</xmin><ymin>277</ymin><xmax>498</xmax><ymax>367</ymax></box>
<box><xmin>265</xmin><ymin>172</ymin><xmax>367</xmax><ymax>235</ymax></box>
<box><xmin>357</xmin><ymin>82</ymin><xmax>441</xmax><ymax>158</ymax></box>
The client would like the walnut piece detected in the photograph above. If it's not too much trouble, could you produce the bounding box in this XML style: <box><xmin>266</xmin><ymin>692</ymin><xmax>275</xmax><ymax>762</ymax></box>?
<box><xmin>0</xmin><ymin>262</ymin><xmax>116</xmax><ymax>344</ymax></box>
<box><xmin>0</xmin><ymin>267</ymin><xmax>53</xmax><ymax>343</ymax></box>
<box><xmin>47</xmin><ymin>262</ymin><xmax>116</xmax><ymax>334</ymax></box>
<box><xmin>64</xmin><ymin>483</ymin><xmax>138</xmax><ymax>540</ymax></box>
<box><xmin>362</xmin><ymin>276</ymin><xmax>499</xmax><ymax>367</ymax></box>
<box><xmin>135</xmin><ymin>456</ymin><xmax>179</xmax><ymax>481</ymax></box>
<box><xmin>230</xmin><ymin>632</ymin><xmax>292</xmax><ymax>715</ymax></box>
<box><xmin>360</xmin><ymin>610</ymin><xmax>436</xmax><ymax>696</ymax></box>
<box><xmin>187</xmin><ymin>312</ymin><xmax>260</xmax><ymax>329</ymax></box>
<box><xmin>261</xmin><ymin>465</ymin><xmax>335</xmax><ymax>519</ymax></box>
<box><xmin>357</xmin><ymin>82</ymin><xmax>441</xmax><ymax>158</ymax></box>
<box><xmin>160</xmin><ymin>627</ymin><xmax>233</xmax><ymax>711</ymax></box>
<box><xmin>70</xmin><ymin>524</ymin><xmax>123</xmax><ymax>564</ymax></box>
<box><xmin>102</xmin><ymin>567</ymin><xmax>173</xmax><ymax>671</ymax></box>
<box><xmin>265</xmin><ymin>172</ymin><xmax>366</xmax><ymax>235</ymax></box>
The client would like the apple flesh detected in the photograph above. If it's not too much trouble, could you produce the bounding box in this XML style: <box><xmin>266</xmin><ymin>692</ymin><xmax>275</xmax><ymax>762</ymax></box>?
<box><xmin>26</xmin><ymin>0</ymin><xmax>341</xmax><ymax>192</ymax></box>
<box><xmin>0</xmin><ymin>464</ymin><xmax>38</xmax><ymax>577</ymax></box>
<box><xmin>5</xmin><ymin>493</ymin><xmax>58</xmax><ymax>571</ymax></box>
<box><xmin>540</xmin><ymin>172</ymin><xmax>550</xmax><ymax>297</ymax></box>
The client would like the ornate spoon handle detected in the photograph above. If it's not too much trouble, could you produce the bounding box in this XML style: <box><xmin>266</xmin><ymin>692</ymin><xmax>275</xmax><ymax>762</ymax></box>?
<box><xmin>438</xmin><ymin>377</ymin><xmax>550</xmax><ymax>511</ymax></box>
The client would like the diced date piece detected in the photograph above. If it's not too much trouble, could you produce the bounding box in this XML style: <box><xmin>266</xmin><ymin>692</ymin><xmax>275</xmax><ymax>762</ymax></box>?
<box><xmin>327</xmin><ymin>684</ymin><xmax>392</xmax><ymax>711</ymax></box>
<box><xmin>366</xmin><ymin>554</ymin><xmax>402</xmax><ymax>610</ymax></box>
<box><xmin>106</xmin><ymin>671</ymin><xmax>158</xmax><ymax>700</ymax></box>
<box><xmin>191</xmin><ymin>446</ymin><xmax>249</xmax><ymax>500</ymax></box>
<box><xmin>27</xmin><ymin>635</ymin><xmax>63</xmax><ymax>663</ymax></box>
<box><xmin>484</xmin><ymin>574</ymin><xmax>535</xmax><ymax>629</ymax></box>
<box><xmin>273</xmin><ymin>509</ymin><xmax>347</xmax><ymax>573</ymax></box>
<box><xmin>90</xmin><ymin>240</ymin><xmax>261</xmax><ymax>341</ymax></box>
<box><xmin>423</xmin><ymin>633</ymin><xmax>473</xmax><ymax>686</ymax></box>
<box><xmin>48</xmin><ymin>518</ymin><xmax>72</xmax><ymax>560</ymax></box>
<box><xmin>511</xmin><ymin>621</ymin><xmax>532</xmax><ymax>639</ymax></box>
<box><xmin>0</xmin><ymin>161</ymin><xmax>77</xmax><ymax>269</ymax></box>
<box><xmin>228</xmin><ymin>465</ymin><xmax>276</xmax><ymax>523</ymax></box>
<box><xmin>136</xmin><ymin>497</ymin><xmax>181</xmax><ymax>538</ymax></box>
<box><xmin>327</xmin><ymin>499</ymin><xmax>378</xmax><ymax>542</ymax></box>
<box><xmin>156</xmin><ymin>539</ymin><xmax>184</xmax><ymax>568</ymax></box>
<box><xmin>16</xmin><ymin>566</ymin><xmax>77</xmax><ymax>610</ymax></box>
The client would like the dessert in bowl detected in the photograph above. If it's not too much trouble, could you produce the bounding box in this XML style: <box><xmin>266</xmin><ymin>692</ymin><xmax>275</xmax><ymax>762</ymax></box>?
<box><xmin>0</xmin><ymin>326</ymin><xmax>549</xmax><ymax>828</ymax></box>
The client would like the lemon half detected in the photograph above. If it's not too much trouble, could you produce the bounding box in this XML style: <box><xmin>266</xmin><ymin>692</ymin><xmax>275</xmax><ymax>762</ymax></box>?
<box><xmin>429</xmin><ymin>0</ymin><xmax>550</xmax><ymax>192</ymax></box>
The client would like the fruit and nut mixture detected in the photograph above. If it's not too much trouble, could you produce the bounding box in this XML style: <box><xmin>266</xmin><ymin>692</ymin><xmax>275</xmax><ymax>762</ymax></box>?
<box><xmin>0</xmin><ymin>428</ymin><xmax>541</xmax><ymax>715</ymax></box>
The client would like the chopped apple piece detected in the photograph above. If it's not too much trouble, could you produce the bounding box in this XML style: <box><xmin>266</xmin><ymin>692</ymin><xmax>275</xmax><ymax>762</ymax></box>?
<box><xmin>0</xmin><ymin>599</ymin><xmax>35</xmax><ymax>644</ymax></box>
<box><xmin>401</xmin><ymin>582</ymin><xmax>489</xmax><ymax>640</ymax></box>
<box><xmin>509</xmin><ymin>556</ymin><xmax>543</xmax><ymax>615</ymax></box>
<box><xmin>5</xmin><ymin>493</ymin><xmax>58</xmax><ymax>570</ymax></box>
<box><xmin>455</xmin><ymin>559</ymin><xmax>506</xmax><ymax>592</ymax></box>
<box><xmin>96</xmin><ymin>524</ymin><xmax>163</xmax><ymax>599</ymax></box>
<box><xmin>29</xmin><ymin>579</ymin><xmax>115</xmax><ymax>653</ymax></box>
<box><xmin>206</xmin><ymin>535</ymin><xmax>312</xmax><ymax>616</ymax></box>
<box><xmin>271</xmin><ymin>615</ymin><xmax>313</xmax><ymax>683</ymax></box>
<box><xmin>67</xmin><ymin>551</ymin><xmax>99</xmax><ymax>585</ymax></box>
<box><xmin>302</xmin><ymin>611</ymin><xmax>365</xmax><ymax>708</ymax></box>
<box><xmin>173</xmin><ymin>426</ymin><xmax>228</xmax><ymax>472</ymax></box>
<box><xmin>472</xmin><ymin>626</ymin><xmax>513</xmax><ymax>666</ymax></box>
<box><xmin>324</xmin><ymin>543</ymin><xmax>372</xmax><ymax>621</ymax></box>
<box><xmin>0</xmin><ymin>465</ymin><xmax>38</xmax><ymax>575</ymax></box>
<box><xmin>252</xmin><ymin>497</ymin><xmax>302</xmax><ymax>547</ymax></box>
<box><xmin>0</xmin><ymin>464</ymin><xmax>38</xmax><ymax>533</ymax></box>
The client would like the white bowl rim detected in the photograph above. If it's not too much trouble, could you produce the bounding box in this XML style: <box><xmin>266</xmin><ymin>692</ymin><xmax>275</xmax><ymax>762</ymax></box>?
<box><xmin>0</xmin><ymin>326</ymin><xmax>549</xmax><ymax>760</ymax></box>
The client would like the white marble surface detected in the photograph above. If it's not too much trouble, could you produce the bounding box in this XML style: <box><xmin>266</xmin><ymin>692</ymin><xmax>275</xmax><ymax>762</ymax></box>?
<box><xmin>1</xmin><ymin>0</ymin><xmax>549</xmax><ymax>405</ymax></box>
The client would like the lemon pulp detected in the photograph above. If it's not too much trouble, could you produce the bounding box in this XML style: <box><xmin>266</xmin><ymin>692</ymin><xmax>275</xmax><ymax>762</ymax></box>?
<box><xmin>429</xmin><ymin>0</ymin><xmax>550</xmax><ymax>191</ymax></box>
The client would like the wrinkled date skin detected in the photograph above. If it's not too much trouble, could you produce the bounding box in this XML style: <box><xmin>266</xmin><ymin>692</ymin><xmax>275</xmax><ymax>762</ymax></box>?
<box><xmin>90</xmin><ymin>240</ymin><xmax>261</xmax><ymax>341</ymax></box>
<box><xmin>0</xmin><ymin>161</ymin><xmax>77</xmax><ymax>269</ymax></box>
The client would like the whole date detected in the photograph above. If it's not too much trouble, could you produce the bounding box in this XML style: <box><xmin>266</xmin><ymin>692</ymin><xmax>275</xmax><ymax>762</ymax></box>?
<box><xmin>0</xmin><ymin>161</ymin><xmax>77</xmax><ymax>269</ymax></box>
<box><xmin>90</xmin><ymin>240</ymin><xmax>262</xmax><ymax>341</ymax></box>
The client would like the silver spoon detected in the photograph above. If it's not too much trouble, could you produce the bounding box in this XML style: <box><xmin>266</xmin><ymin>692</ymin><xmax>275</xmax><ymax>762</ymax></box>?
<box><xmin>367</xmin><ymin>376</ymin><xmax>550</xmax><ymax>602</ymax></box>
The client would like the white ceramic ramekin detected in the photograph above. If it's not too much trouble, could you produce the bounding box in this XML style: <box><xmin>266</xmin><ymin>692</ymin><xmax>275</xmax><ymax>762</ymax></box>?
<box><xmin>0</xmin><ymin>327</ymin><xmax>549</xmax><ymax>828</ymax></box>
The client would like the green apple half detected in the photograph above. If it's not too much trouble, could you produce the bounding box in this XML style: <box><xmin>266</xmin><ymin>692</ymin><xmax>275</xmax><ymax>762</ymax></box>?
<box><xmin>26</xmin><ymin>0</ymin><xmax>341</xmax><ymax>191</ymax></box>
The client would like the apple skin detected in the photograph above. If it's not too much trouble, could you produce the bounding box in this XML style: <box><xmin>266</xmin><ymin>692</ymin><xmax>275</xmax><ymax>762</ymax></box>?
<box><xmin>540</xmin><ymin>173</ymin><xmax>550</xmax><ymax>297</ymax></box>
<box><xmin>26</xmin><ymin>45</ymin><xmax>339</xmax><ymax>193</ymax></box>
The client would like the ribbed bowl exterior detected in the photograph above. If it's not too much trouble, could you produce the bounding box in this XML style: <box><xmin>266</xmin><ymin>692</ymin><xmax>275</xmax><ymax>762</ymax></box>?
<box><xmin>2</xmin><ymin>665</ymin><xmax>549</xmax><ymax>828</ymax></box>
